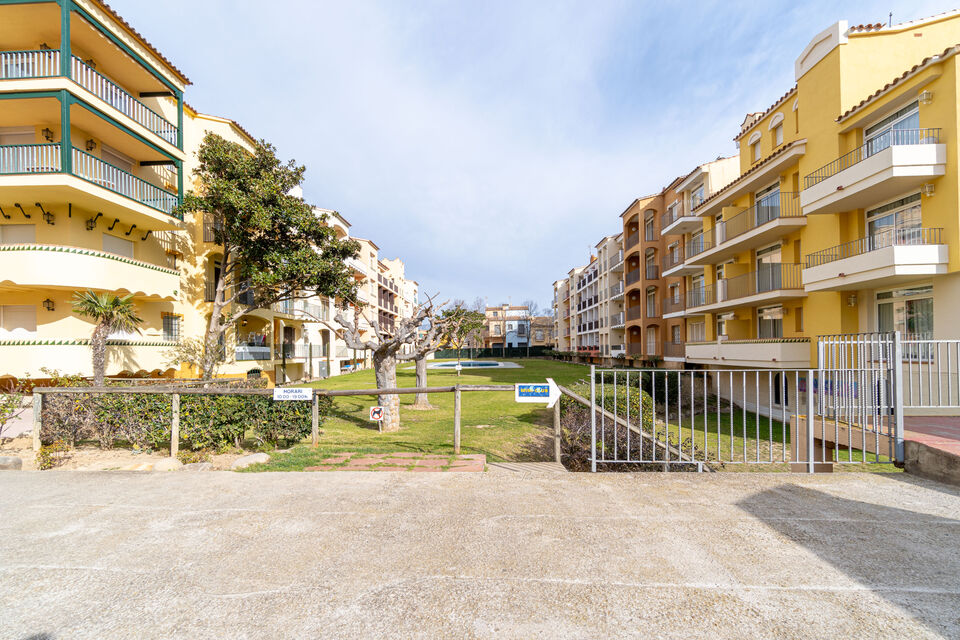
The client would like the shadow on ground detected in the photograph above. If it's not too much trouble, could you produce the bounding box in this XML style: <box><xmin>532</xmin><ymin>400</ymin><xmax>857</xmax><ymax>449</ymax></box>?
<box><xmin>737</xmin><ymin>483</ymin><xmax>960</xmax><ymax>637</ymax></box>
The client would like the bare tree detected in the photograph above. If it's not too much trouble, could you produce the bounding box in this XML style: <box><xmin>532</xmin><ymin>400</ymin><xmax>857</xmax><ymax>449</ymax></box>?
<box><xmin>521</xmin><ymin>299</ymin><xmax>541</xmax><ymax>317</ymax></box>
<box><xmin>335</xmin><ymin>297</ymin><xmax>444</xmax><ymax>431</ymax></box>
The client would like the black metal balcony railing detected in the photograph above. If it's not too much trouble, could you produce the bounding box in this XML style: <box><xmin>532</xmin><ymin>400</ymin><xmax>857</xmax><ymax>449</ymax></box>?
<box><xmin>686</xmin><ymin>235</ymin><xmax>714</xmax><ymax>259</ymax></box>
<box><xmin>660</xmin><ymin>204</ymin><xmax>687</xmax><ymax>230</ymax></box>
<box><xmin>609</xmin><ymin>282</ymin><xmax>624</xmax><ymax>297</ymax></box>
<box><xmin>662</xmin><ymin>247</ymin><xmax>684</xmax><ymax>271</ymax></box>
<box><xmin>663</xmin><ymin>295</ymin><xmax>684</xmax><ymax>314</ymax></box>
<box><xmin>645</xmin><ymin>265</ymin><xmax>659</xmax><ymax>280</ymax></box>
<box><xmin>687</xmin><ymin>263</ymin><xmax>802</xmax><ymax>308</ymax></box>
<box><xmin>717</xmin><ymin>192</ymin><xmax>801</xmax><ymax>244</ymax></box>
<box><xmin>203</xmin><ymin>214</ymin><xmax>222</xmax><ymax>243</ymax></box>
<box><xmin>627</xmin><ymin>306</ymin><xmax>643</xmax><ymax>321</ymax></box>
<box><xmin>804</xmin><ymin>128</ymin><xmax>942</xmax><ymax>188</ymax></box>
<box><xmin>805</xmin><ymin>227</ymin><xmax>943</xmax><ymax>268</ymax></box>
<box><xmin>625</xmin><ymin>231</ymin><xmax>640</xmax><ymax>249</ymax></box>
<box><xmin>609</xmin><ymin>312</ymin><xmax>624</xmax><ymax>327</ymax></box>
<box><xmin>625</xmin><ymin>268</ymin><xmax>641</xmax><ymax>286</ymax></box>
<box><xmin>664</xmin><ymin>341</ymin><xmax>685</xmax><ymax>358</ymax></box>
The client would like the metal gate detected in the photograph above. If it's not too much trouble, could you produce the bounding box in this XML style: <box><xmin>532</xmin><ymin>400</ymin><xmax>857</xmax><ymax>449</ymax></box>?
<box><xmin>588</xmin><ymin>359</ymin><xmax>902</xmax><ymax>472</ymax></box>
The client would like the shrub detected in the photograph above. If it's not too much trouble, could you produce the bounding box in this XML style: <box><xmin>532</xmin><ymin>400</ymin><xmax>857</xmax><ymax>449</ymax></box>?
<box><xmin>177</xmin><ymin>448</ymin><xmax>212</xmax><ymax>464</ymax></box>
<box><xmin>36</xmin><ymin>439</ymin><xmax>70</xmax><ymax>470</ymax></box>
<box><xmin>93</xmin><ymin>393</ymin><xmax>172</xmax><ymax>450</ymax></box>
<box><xmin>0</xmin><ymin>378</ymin><xmax>27</xmax><ymax>441</ymax></box>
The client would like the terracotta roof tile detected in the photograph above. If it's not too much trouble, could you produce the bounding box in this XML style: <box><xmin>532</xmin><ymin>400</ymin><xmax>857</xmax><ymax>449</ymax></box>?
<box><xmin>837</xmin><ymin>43</ymin><xmax>960</xmax><ymax>121</ymax></box>
<box><xmin>92</xmin><ymin>0</ymin><xmax>191</xmax><ymax>85</ymax></box>
<box><xmin>693</xmin><ymin>139</ymin><xmax>805</xmax><ymax>212</ymax></box>
<box><xmin>734</xmin><ymin>86</ymin><xmax>797</xmax><ymax>141</ymax></box>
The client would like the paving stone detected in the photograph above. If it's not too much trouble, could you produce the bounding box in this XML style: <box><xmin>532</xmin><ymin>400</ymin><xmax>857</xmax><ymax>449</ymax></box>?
<box><xmin>445</xmin><ymin>464</ymin><xmax>484</xmax><ymax>472</ymax></box>
<box><xmin>409</xmin><ymin>467</ymin><xmax>441</xmax><ymax>472</ymax></box>
<box><xmin>319</xmin><ymin>456</ymin><xmax>351</xmax><ymax>464</ymax></box>
<box><xmin>385</xmin><ymin>452</ymin><xmax>422</xmax><ymax>458</ymax></box>
<box><xmin>304</xmin><ymin>466</ymin><xmax>335</xmax><ymax>472</ymax></box>
<box><xmin>350</xmin><ymin>457</ymin><xmax>385</xmax><ymax>466</ymax></box>
<box><xmin>414</xmin><ymin>459</ymin><xmax>448</xmax><ymax>467</ymax></box>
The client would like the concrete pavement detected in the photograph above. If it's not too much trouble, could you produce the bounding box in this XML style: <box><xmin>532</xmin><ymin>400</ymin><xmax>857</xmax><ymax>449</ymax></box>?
<box><xmin>1</xmin><ymin>471</ymin><xmax>959</xmax><ymax>639</ymax></box>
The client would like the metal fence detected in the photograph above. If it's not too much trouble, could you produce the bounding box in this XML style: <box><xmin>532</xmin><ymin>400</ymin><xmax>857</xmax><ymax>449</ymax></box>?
<box><xmin>587</xmin><ymin>364</ymin><xmax>902</xmax><ymax>472</ymax></box>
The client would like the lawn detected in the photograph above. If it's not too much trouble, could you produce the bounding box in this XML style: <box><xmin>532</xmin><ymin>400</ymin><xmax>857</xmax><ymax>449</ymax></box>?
<box><xmin>249</xmin><ymin>358</ymin><xmax>590</xmax><ymax>471</ymax></box>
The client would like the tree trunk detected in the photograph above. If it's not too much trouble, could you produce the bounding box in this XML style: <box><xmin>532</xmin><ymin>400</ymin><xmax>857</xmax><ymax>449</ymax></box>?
<box><xmin>412</xmin><ymin>355</ymin><xmax>433</xmax><ymax>409</ymax></box>
<box><xmin>91</xmin><ymin>322</ymin><xmax>109</xmax><ymax>387</ymax></box>
<box><xmin>456</xmin><ymin>346</ymin><xmax>462</xmax><ymax>377</ymax></box>
<box><xmin>373</xmin><ymin>349</ymin><xmax>400</xmax><ymax>432</ymax></box>
<box><xmin>201</xmin><ymin>279</ymin><xmax>227</xmax><ymax>380</ymax></box>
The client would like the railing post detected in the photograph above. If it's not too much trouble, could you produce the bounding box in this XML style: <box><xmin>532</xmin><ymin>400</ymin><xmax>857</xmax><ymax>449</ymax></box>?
<box><xmin>453</xmin><ymin>384</ymin><xmax>462</xmax><ymax>454</ymax></box>
<box><xmin>311</xmin><ymin>390</ymin><xmax>320</xmax><ymax>448</ymax></box>
<box><xmin>553</xmin><ymin>396</ymin><xmax>562</xmax><ymax>464</ymax></box>
<box><xmin>170</xmin><ymin>393</ymin><xmax>180</xmax><ymax>458</ymax></box>
<box><xmin>892</xmin><ymin>330</ymin><xmax>905</xmax><ymax>464</ymax></box>
<box><xmin>590</xmin><ymin>364</ymin><xmax>597</xmax><ymax>472</ymax></box>
<box><xmin>806</xmin><ymin>370</ymin><xmax>815</xmax><ymax>474</ymax></box>
<box><xmin>32</xmin><ymin>391</ymin><xmax>42</xmax><ymax>452</ymax></box>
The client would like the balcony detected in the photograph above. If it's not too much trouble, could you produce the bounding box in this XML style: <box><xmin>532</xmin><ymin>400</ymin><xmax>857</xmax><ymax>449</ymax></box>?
<box><xmin>235</xmin><ymin>345</ymin><xmax>271</xmax><ymax>361</ymax></box>
<box><xmin>662</xmin><ymin>294</ymin><xmax>685</xmax><ymax>318</ymax></box>
<box><xmin>625</xmin><ymin>268</ymin><xmax>641</xmax><ymax>287</ymax></box>
<box><xmin>801</xmin><ymin>129</ymin><xmax>945</xmax><ymax>215</ymax></box>
<box><xmin>608</xmin><ymin>281</ymin><xmax>624</xmax><ymax>300</ymax></box>
<box><xmin>274</xmin><ymin>343</ymin><xmax>308</xmax><ymax>361</ymax></box>
<box><xmin>686</xmin><ymin>264</ymin><xmax>805</xmax><ymax>313</ymax></box>
<box><xmin>661</xmin><ymin>203</ymin><xmax>700</xmax><ymax>235</ymax></box>
<box><xmin>802</xmin><ymin>227</ymin><xmax>947</xmax><ymax>292</ymax></box>
<box><xmin>686</xmin><ymin>193</ymin><xmax>805</xmax><ymax>265</ymax></box>
<box><xmin>625</xmin><ymin>231</ymin><xmax>640</xmax><ymax>249</ymax></box>
<box><xmin>607</xmin><ymin>250</ymin><xmax>624</xmax><ymax>271</ymax></box>
<box><xmin>685</xmin><ymin>338</ymin><xmax>812</xmax><ymax>368</ymax></box>
<box><xmin>0</xmin><ymin>144</ymin><xmax>180</xmax><ymax>227</ymax></box>
<box><xmin>0</xmin><ymin>51</ymin><xmax>181</xmax><ymax>149</ymax></box>
<box><xmin>0</xmin><ymin>243</ymin><xmax>179</xmax><ymax>300</ymax></box>
<box><xmin>664</xmin><ymin>341</ymin><xmax>685</xmax><ymax>360</ymax></box>
<box><xmin>662</xmin><ymin>246</ymin><xmax>700</xmax><ymax>277</ymax></box>
<box><xmin>0</xmin><ymin>339</ymin><xmax>176</xmax><ymax>378</ymax></box>
<box><xmin>626</xmin><ymin>306</ymin><xmax>643</xmax><ymax>321</ymax></box>
<box><xmin>609</xmin><ymin>312</ymin><xmax>625</xmax><ymax>328</ymax></box>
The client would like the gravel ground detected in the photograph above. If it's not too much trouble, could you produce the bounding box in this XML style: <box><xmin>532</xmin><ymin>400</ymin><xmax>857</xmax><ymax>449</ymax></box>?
<box><xmin>1</xmin><ymin>470</ymin><xmax>958</xmax><ymax>639</ymax></box>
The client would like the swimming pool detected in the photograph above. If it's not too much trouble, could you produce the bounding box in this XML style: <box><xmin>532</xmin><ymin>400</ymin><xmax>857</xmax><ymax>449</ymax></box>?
<box><xmin>427</xmin><ymin>361</ymin><xmax>522</xmax><ymax>369</ymax></box>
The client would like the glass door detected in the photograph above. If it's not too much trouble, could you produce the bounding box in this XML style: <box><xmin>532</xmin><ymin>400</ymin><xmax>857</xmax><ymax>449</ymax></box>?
<box><xmin>865</xmin><ymin>101</ymin><xmax>919</xmax><ymax>156</ymax></box>
<box><xmin>866</xmin><ymin>193</ymin><xmax>921</xmax><ymax>250</ymax></box>
<box><xmin>756</xmin><ymin>245</ymin><xmax>781</xmax><ymax>293</ymax></box>
<box><xmin>755</xmin><ymin>182</ymin><xmax>781</xmax><ymax>225</ymax></box>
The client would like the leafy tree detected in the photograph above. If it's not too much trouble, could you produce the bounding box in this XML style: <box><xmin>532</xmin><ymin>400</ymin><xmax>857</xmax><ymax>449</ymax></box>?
<box><xmin>177</xmin><ymin>133</ymin><xmax>359</xmax><ymax>379</ymax></box>
<box><xmin>72</xmin><ymin>291</ymin><xmax>143</xmax><ymax>387</ymax></box>
<box><xmin>440</xmin><ymin>304</ymin><xmax>486</xmax><ymax>375</ymax></box>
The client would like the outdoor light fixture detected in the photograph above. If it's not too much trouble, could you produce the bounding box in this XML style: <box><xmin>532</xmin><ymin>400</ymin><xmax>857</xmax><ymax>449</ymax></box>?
<box><xmin>919</xmin><ymin>90</ymin><xmax>933</xmax><ymax>104</ymax></box>
<box><xmin>85</xmin><ymin>138</ymin><xmax>96</xmax><ymax>151</ymax></box>
<box><xmin>86</xmin><ymin>212</ymin><xmax>103</xmax><ymax>230</ymax></box>
<box><xmin>43</xmin><ymin>211</ymin><xmax>54</xmax><ymax>225</ymax></box>
<box><xmin>847</xmin><ymin>294</ymin><xmax>857</xmax><ymax>307</ymax></box>
<box><xmin>42</xmin><ymin>299</ymin><xmax>55</xmax><ymax>312</ymax></box>
<box><xmin>922</xmin><ymin>183</ymin><xmax>935</xmax><ymax>196</ymax></box>
<box><xmin>42</xmin><ymin>128</ymin><xmax>54</xmax><ymax>142</ymax></box>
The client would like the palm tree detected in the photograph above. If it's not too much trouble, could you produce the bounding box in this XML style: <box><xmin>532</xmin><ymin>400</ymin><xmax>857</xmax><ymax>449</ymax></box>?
<box><xmin>72</xmin><ymin>291</ymin><xmax>143</xmax><ymax>387</ymax></box>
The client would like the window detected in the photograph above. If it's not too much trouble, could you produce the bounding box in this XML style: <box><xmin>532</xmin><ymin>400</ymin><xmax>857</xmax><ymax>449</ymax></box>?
<box><xmin>752</xmin><ymin>141</ymin><xmax>761</xmax><ymax>162</ymax></box>
<box><xmin>646</xmin><ymin>327</ymin><xmax>657</xmax><ymax>354</ymax></box>
<box><xmin>774</xmin><ymin>372</ymin><xmax>789</xmax><ymax>407</ymax></box>
<box><xmin>755</xmin><ymin>182</ymin><xmax>781</xmax><ymax>225</ymax></box>
<box><xmin>795</xmin><ymin>307</ymin><xmax>803</xmax><ymax>332</ymax></box>
<box><xmin>773</xmin><ymin>124</ymin><xmax>783</xmax><ymax>146</ymax></box>
<box><xmin>756</xmin><ymin>244</ymin><xmax>782</xmax><ymax>292</ymax></box>
<box><xmin>535</xmin><ymin>330</ymin><xmax>544</xmax><ymax>341</ymax></box>
<box><xmin>644</xmin><ymin>217</ymin><xmax>655</xmax><ymax>241</ymax></box>
<box><xmin>866</xmin><ymin>193</ymin><xmax>921</xmax><ymax>246</ymax></box>
<box><xmin>758</xmin><ymin>305</ymin><xmax>783</xmax><ymax>339</ymax></box>
<box><xmin>645</xmin><ymin>289</ymin><xmax>657</xmax><ymax>317</ymax></box>
<box><xmin>671</xmin><ymin>325</ymin><xmax>682</xmax><ymax>343</ymax></box>
<box><xmin>493</xmin><ymin>325</ymin><xmax>501</xmax><ymax>336</ymax></box>
<box><xmin>163</xmin><ymin>314</ymin><xmax>181</xmax><ymax>342</ymax></box>
<box><xmin>877</xmin><ymin>285</ymin><xmax>933</xmax><ymax>339</ymax></box>
<box><xmin>101</xmin><ymin>144</ymin><xmax>134</xmax><ymax>174</ymax></box>
<box><xmin>690</xmin><ymin>273</ymin><xmax>705</xmax><ymax>306</ymax></box>
<box><xmin>103</xmin><ymin>233</ymin><xmax>134</xmax><ymax>258</ymax></box>
<box><xmin>690</xmin><ymin>184</ymin><xmax>705</xmax><ymax>209</ymax></box>
<box><xmin>717</xmin><ymin>313</ymin><xmax>733</xmax><ymax>338</ymax></box>
<box><xmin>0</xmin><ymin>224</ymin><xmax>36</xmax><ymax>244</ymax></box>
<box><xmin>688</xmin><ymin>321</ymin><xmax>705</xmax><ymax>342</ymax></box>
<box><xmin>0</xmin><ymin>127</ymin><xmax>35</xmax><ymax>145</ymax></box>
<box><xmin>0</xmin><ymin>305</ymin><xmax>37</xmax><ymax>338</ymax></box>
<box><xmin>517</xmin><ymin>323</ymin><xmax>526</xmax><ymax>336</ymax></box>
<box><xmin>865</xmin><ymin>101</ymin><xmax>919</xmax><ymax>154</ymax></box>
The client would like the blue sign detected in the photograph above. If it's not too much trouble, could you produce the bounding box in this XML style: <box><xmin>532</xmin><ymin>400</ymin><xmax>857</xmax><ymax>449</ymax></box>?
<box><xmin>518</xmin><ymin>384</ymin><xmax>549</xmax><ymax>398</ymax></box>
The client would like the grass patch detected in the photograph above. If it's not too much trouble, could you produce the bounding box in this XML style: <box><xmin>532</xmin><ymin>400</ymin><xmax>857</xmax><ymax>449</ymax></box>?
<box><xmin>249</xmin><ymin>359</ymin><xmax>590</xmax><ymax>471</ymax></box>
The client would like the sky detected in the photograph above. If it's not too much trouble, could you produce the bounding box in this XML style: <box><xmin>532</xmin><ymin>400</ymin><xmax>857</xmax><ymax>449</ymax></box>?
<box><xmin>112</xmin><ymin>0</ymin><xmax>951</xmax><ymax>311</ymax></box>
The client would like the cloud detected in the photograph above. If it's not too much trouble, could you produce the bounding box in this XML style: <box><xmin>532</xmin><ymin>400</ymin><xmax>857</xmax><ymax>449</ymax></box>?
<box><xmin>114</xmin><ymin>0</ymin><xmax>954</xmax><ymax>308</ymax></box>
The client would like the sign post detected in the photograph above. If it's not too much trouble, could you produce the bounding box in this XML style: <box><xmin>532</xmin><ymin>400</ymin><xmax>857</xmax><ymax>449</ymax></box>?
<box><xmin>369</xmin><ymin>405</ymin><xmax>385</xmax><ymax>432</ymax></box>
<box><xmin>514</xmin><ymin>378</ymin><xmax>560</xmax><ymax>408</ymax></box>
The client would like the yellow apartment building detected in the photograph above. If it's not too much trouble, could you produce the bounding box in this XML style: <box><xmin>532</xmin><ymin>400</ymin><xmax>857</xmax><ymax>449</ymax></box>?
<box><xmin>675</xmin><ymin>12</ymin><xmax>960</xmax><ymax>371</ymax></box>
<box><xmin>0</xmin><ymin>0</ymin><xmax>419</xmax><ymax>385</ymax></box>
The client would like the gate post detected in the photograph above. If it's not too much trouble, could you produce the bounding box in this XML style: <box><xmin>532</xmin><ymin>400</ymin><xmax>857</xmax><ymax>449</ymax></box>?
<box><xmin>806</xmin><ymin>370</ymin><xmax>815</xmax><ymax>474</ymax></box>
<box><xmin>892</xmin><ymin>330</ymin><xmax>905</xmax><ymax>464</ymax></box>
<box><xmin>590</xmin><ymin>364</ymin><xmax>597</xmax><ymax>473</ymax></box>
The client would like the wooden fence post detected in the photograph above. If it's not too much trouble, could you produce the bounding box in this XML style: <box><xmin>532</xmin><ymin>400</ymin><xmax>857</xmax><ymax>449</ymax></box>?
<box><xmin>453</xmin><ymin>384</ymin><xmax>462</xmax><ymax>454</ymax></box>
<box><xmin>553</xmin><ymin>399</ymin><xmax>561</xmax><ymax>463</ymax></box>
<box><xmin>170</xmin><ymin>393</ymin><xmax>180</xmax><ymax>458</ymax></box>
<box><xmin>32</xmin><ymin>392</ymin><xmax>42</xmax><ymax>452</ymax></box>
<box><xmin>311</xmin><ymin>390</ymin><xmax>319</xmax><ymax>448</ymax></box>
